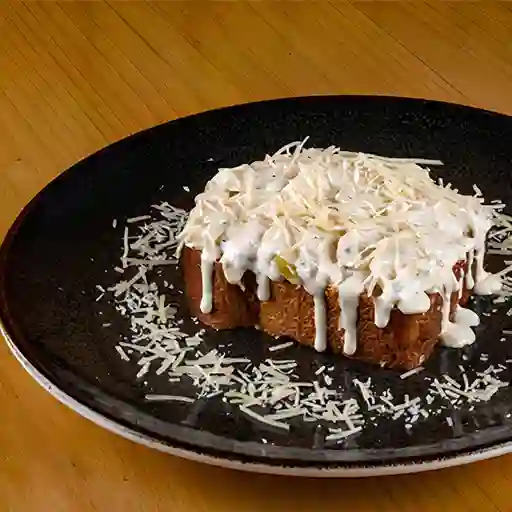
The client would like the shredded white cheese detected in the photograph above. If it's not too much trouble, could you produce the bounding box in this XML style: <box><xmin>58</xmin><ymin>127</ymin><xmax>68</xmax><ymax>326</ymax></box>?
<box><xmin>179</xmin><ymin>140</ymin><xmax>505</xmax><ymax>354</ymax></box>
<box><xmin>99</xmin><ymin>187</ymin><xmax>512</xmax><ymax>440</ymax></box>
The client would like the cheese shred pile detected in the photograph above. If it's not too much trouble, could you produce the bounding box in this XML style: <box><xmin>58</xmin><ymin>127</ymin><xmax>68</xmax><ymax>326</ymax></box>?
<box><xmin>98</xmin><ymin>168</ymin><xmax>512</xmax><ymax>442</ymax></box>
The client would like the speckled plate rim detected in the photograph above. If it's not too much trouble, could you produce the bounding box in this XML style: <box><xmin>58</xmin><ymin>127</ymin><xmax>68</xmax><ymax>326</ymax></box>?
<box><xmin>2</xmin><ymin>319</ymin><xmax>511</xmax><ymax>477</ymax></box>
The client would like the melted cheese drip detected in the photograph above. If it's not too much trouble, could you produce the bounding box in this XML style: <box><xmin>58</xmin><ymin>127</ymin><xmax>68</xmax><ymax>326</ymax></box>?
<box><xmin>455</xmin><ymin>306</ymin><xmax>480</xmax><ymax>327</ymax></box>
<box><xmin>338</xmin><ymin>273</ymin><xmax>365</xmax><ymax>355</ymax></box>
<box><xmin>474</xmin><ymin>273</ymin><xmax>502</xmax><ymax>295</ymax></box>
<box><xmin>441</xmin><ymin>322</ymin><xmax>476</xmax><ymax>348</ymax></box>
<box><xmin>440</xmin><ymin>288</ymin><xmax>452</xmax><ymax>335</ymax></box>
<box><xmin>313</xmin><ymin>293</ymin><xmax>327</xmax><ymax>352</ymax></box>
<box><xmin>441</xmin><ymin>306</ymin><xmax>480</xmax><ymax>348</ymax></box>
<box><xmin>200</xmin><ymin>257</ymin><xmax>214</xmax><ymax>314</ymax></box>
<box><xmin>180</xmin><ymin>142</ymin><xmax>503</xmax><ymax>356</ymax></box>
<box><xmin>257</xmin><ymin>274</ymin><xmax>270</xmax><ymax>302</ymax></box>
<box><xmin>458</xmin><ymin>269</ymin><xmax>465</xmax><ymax>300</ymax></box>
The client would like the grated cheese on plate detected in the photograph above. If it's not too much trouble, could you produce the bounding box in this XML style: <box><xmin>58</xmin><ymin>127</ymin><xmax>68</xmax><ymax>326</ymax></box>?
<box><xmin>97</xmin><ymin>169</ymin><xmax>512</xmax><ymax>442</ymax></box>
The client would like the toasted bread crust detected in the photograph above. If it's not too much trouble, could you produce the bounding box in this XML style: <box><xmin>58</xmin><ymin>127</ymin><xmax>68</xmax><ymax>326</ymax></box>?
<box><xmin>181</xmin><ymin>247</ymin><xmax>471</xmax><ymax>370</ymax></box>
<box><xmin>181</xmin><ymin>247</ymin><xmax>259</xmax><ymax>329</ymax></box>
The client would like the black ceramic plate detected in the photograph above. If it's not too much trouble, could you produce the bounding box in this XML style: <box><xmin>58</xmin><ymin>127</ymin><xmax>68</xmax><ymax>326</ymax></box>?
<box><xmin>2</xmin><ymin>96</ymin><xmax>512</xmax><ymax>476</ymax></box>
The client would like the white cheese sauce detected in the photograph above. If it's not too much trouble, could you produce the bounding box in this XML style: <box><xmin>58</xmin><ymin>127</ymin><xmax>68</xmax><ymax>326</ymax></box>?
<box><xmin>180</xmin><ymin>142</ymin><xmax>503</xmax><ymax>357</ymax></box>
<box><xmin>199</xmin><ymin>257</ymin><xmax>214</xmax><ymax>314</ymax></box>
<box><xmin>440</xmin><ymin>306</ymin><xmax>480</xmax><ymax>348</ymax></box>
<box><xmin>313</xmin><ymin>292</ymin><xmax>327</xmax><ymax>352</ymax></box>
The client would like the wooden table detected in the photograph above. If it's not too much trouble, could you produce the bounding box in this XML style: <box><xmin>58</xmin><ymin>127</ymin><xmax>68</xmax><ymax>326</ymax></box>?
<box><xmin>1</xmin><ymin>2</ymin><xmax>512</xmax><ymax>510</ymax></box>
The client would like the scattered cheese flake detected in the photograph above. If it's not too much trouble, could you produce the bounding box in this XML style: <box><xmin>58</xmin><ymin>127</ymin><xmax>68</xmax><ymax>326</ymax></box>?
<box><xmin>128</xmin><ymin>215</ymin><xmax>152</xmax><ymax>224</ymax></box>
<box><xmin>239</xmin><ymin>405</ymin><xmax>290</xmax><ymax>431</ymax></box>
<box><xmin>315</xmin><ymin>365</ymin><xmax>326</xmax><ymax>376</ymax></box>
<box><xmin>268</xmin><ymin>341</ymin><xmax>295</xmax><ymax>352</ymax></box>
<box><xmin>326</xmin><ymin>426</ymin><xmax>362</xmax><ymax>441</ymax></box>
<box><xmin>145</xmin><ymin>394</ymin><xmax>195</xmax><ymax>403</ymax></box>
<box><xmin>115</xmin><ymin>345</ymin><xmax>130</xmax><ymax>361</ymax></box>
<box><xmin>400</xmin><ymin>366</ymin><xmax>424</xmax><ymax>379</ymax></box>
<box><xmin>101</xmin><ymin>200</ymin><xmax>512</xmax><ymax>441</ymax></box>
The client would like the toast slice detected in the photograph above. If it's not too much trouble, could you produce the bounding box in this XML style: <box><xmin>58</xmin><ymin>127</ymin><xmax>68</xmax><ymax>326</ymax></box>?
<box><xmin>181</xmin><ymin>247</ymin><xmax>470</xmax><ymax>370</ymax></box>
<box><xmin>178</xmin><ymin>143</ymin><xmax>500</xmax><ymax>370</ymax></box>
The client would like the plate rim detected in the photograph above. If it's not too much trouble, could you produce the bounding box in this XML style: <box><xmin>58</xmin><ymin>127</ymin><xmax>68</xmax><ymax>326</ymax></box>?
<box><xmin>2</xmin><ymin>317</ymin><xmax>511</xmax><ymax>477</ymax></box>
<box><xmin>2</xmin><ymin>94</ymin><xmax>512</xmax><ymax>474</ymax></box>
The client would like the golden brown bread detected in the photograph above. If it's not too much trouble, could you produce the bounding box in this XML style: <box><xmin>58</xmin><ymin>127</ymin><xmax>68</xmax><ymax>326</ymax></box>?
<box><xmin>181</xmin><ymin>247</ymin><xmax>259</xmax><ymax>329</ymax></box>
<box><xmin>181</xmin><ymin>247</ymin><xmax>470</xmax><ymax>370</ymax></box>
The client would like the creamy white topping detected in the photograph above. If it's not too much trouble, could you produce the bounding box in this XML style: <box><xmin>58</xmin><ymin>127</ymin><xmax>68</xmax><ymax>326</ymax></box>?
<box><xmin>200</xmin><ymin>256</ymin><xmax>214</xmax><ymax>314</ymax></box>
<box><xmin>179</xmin><ymin>140</ymin><xmax>502</xmax><ymax>355</ymax></box>
<box><xmin>440</xmin><ymin>306</ymin><xmax>479</xmax><ymax>348</ymax></box>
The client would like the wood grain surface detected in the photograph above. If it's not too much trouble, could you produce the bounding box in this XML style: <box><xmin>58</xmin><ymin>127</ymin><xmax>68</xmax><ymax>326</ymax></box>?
<box><xmin>1</xmin><ymin>2</ymin><xmax>512</xmax><ymax>511</ymax></box>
